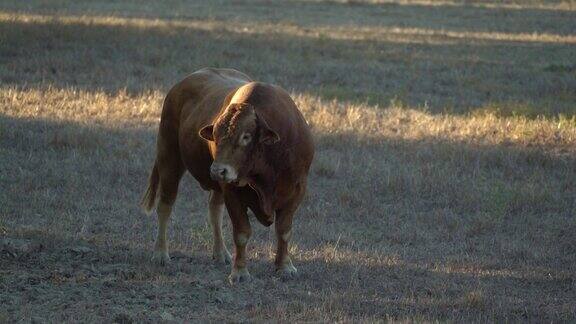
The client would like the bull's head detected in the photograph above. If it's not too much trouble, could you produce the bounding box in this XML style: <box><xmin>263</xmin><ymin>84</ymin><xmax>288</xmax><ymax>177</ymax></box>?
<box><xmin>199</xmin><ymin>103</ymin><xmax>279</xmax><ymax>184</ymax></box>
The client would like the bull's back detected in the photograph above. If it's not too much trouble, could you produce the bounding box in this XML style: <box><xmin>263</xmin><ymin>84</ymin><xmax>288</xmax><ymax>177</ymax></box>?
<box><xmin>161</xmin><ymin>68</ymin><xmax>251</xmax><ymax>191</ymax></box>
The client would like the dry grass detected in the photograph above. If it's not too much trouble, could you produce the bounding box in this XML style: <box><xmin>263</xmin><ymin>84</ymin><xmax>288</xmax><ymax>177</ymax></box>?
<box><xmin>1</xmin><ymin>0</ymin><xmax>575</xmax><ymax>322</ymax></box>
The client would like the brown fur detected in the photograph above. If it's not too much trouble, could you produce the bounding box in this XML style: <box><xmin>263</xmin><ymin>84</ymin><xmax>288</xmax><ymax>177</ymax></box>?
<box><xmin>141</xmin><ymin>68</ymin><xmax>314</xmax><ymax>281</ymax></box>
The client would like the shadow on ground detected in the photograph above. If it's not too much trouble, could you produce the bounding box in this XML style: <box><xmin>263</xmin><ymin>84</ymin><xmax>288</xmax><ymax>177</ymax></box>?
<box><xmin>1</xmin><ymin>112</ymin><xmax>575</xmax><ymax>321</ymax></box>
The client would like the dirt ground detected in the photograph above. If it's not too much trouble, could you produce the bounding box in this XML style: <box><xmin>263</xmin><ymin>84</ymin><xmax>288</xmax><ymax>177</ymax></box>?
<box><xmin>1</xmin><ymin>0</ymin><xmax>575</xmax><ymax>322</ymax></box>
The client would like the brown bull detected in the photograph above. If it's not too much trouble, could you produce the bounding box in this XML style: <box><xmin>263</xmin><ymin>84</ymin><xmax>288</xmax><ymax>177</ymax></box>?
<box><xmin>141</xmin><ymin>68</ymin><xmax>314</xmax><ymax>283</ymax></box>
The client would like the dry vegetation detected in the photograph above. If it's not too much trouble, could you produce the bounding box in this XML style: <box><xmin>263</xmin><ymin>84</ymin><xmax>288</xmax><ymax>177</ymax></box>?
<box><xmin>1</xmin><ymin>0</ymin><xmax>575</xmax><ymax>322</ymax></box>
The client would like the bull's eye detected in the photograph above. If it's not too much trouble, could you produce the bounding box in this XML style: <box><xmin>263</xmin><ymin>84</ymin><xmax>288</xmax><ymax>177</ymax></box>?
<box><xmin>239</xmin><ymin>132</ymin><xmax>252</xmax><ymax>146</ymax></box>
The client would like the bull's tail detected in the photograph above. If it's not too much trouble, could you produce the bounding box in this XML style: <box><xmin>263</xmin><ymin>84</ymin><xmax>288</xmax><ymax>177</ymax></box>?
<box><xmin>141</xmin><ymin>161</ymin><xmax>160</xmax><ymax>214</ymax></box>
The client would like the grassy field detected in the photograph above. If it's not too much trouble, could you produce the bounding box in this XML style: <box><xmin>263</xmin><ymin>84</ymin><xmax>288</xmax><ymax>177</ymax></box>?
<box><xmin>1</xmin><ymin>0</ymin><xmax>575</xmax><ymax>322</ymax></box>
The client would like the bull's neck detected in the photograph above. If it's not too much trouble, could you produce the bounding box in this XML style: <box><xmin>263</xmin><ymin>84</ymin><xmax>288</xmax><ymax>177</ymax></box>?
<box><xmin>249</xmin><ymin>158</ymin><xmax>277</xmax><ymax>195</ymax></box>
<box><xmin>247</xmin><ymin>148</ymin><xmax>280</xmax><ymax>216</ymax></box>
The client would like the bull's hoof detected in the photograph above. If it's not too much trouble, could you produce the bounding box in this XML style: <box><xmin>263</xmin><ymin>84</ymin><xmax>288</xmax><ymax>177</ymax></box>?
<box><xmin>229</xmin><ymin>267</ymin><xmax>251</xmax><ymax>284</ymax></box>
<box><xmin>213</xmin><ymin>249</ymin><xmax>232</xmax><ymax>265</ymax></box>
<box><xmin>151</xmin><ymin>250</ymin><xmax>170</xmax><ymax>266</ymax></box>
<box><xmin>277</xmin><ymin>263</ymin><xmax>298</xmax><ymax>280</ymax></box>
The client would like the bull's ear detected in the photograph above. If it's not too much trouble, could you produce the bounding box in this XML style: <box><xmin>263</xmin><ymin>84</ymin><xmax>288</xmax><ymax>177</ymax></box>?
<box><xmin>260</xmin><ymin>127</ymin><xmax>279</xmax><ymax>145</ymax></box>
<box><xmin>199</xmin><ymin>124</ymin><xmax>215</xmax><ymax>141</ymax></box>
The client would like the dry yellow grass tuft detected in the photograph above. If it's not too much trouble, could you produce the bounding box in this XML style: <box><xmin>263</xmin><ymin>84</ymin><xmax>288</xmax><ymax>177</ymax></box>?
<box><xmin>1</xmin><ymin>0</ymin><xmax>575</xmax><ymax>322</ymax></box>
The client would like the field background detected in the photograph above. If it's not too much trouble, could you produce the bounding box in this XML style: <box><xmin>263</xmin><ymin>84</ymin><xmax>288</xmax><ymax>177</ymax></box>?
<box><xmin>1</xmin><ymin>0</ymin><xmax>575</xmax><ymax>322</ymax></box>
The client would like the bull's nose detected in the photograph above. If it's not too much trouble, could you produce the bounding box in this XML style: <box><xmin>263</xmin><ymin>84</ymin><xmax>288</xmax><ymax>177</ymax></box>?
<box><xmin>210</xmin><ymin>163</ymin><xmax>233</xmax><ymax>181</ymax></box>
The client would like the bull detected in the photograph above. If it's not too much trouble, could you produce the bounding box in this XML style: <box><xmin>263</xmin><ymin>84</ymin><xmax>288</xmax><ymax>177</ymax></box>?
<box><xmin>141</xmin><ymin>68</ymin><xmax>314</xmax><ymax>283</ymax></box>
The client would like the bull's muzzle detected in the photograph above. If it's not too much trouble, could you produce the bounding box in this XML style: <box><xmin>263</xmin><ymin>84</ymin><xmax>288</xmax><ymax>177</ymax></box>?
<box><xmin>210</xmin><ymin>163</ymin><xmax>238</xmax><ymax>183</ymax></box>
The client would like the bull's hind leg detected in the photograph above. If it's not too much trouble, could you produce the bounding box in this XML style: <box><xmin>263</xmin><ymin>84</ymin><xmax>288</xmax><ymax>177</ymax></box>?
<box><xmin>152</xmin><ymin>159</ymin><xmax>184</xmax><ymax>266</ymax></box>
<box><xmin>208</xmin><ymin>190</ymin><xmax>232</xmax><ymax>265</ymax></box>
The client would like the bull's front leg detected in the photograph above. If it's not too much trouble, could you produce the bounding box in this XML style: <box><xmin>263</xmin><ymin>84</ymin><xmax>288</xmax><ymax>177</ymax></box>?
<box><xmin>208</xmin><ymin>190</ymin><xmax>232</xmax><ymax>265</ymax></box>
<box><xmin>223</xmin><ymin>189</ymin><xmax>252</xmax><ymax>284</ymax></box>
<box><xmin>274</xmin><ymin>184</ymin><xmax>305</xmax><ymax>279</ymax></box>
<box><xmin>274</xmin><ymin>207</ymin><xmax>297</xmax><ymax>278</ymax></box>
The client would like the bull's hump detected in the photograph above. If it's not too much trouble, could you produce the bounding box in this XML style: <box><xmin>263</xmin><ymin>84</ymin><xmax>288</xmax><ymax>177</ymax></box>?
<box><xmin>229</xmin><ymin>82</ymin><xmax>271</xmax><ymax>105</ymax></box>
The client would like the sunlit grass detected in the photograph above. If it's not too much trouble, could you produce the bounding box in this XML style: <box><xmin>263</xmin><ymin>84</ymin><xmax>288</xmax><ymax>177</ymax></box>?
<box><xmin>3</xmin><ymin>86</ymin><xmax>575</xmax><ymax>150</ymax></box>
<box><xmin>0</xmin><ymin>86</ymin><xmax>162</xmax><ymax>125</ymax></box>
<box><xmin>2</xmin><ymin>11</ymin><xmax>574</xmax><ymax>44</ymax></box>
<box><xmin>307</xmin><ymin>0</ymin><xmax>576</xmax><ymax>11</ymax></box>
